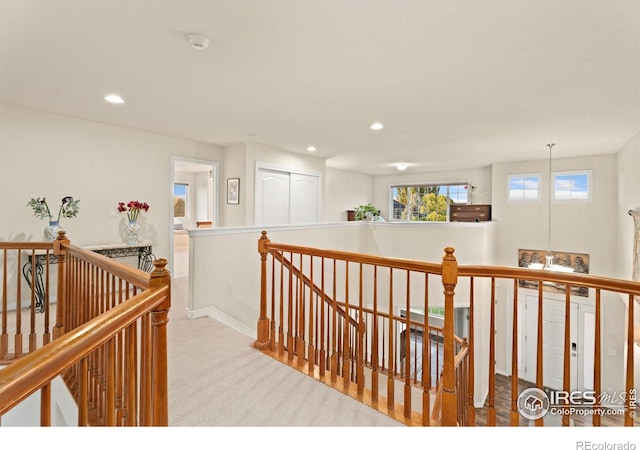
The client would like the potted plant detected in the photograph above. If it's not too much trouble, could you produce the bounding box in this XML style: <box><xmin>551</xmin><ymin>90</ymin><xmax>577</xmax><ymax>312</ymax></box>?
<box><xmin>354</xmin><ymin>203</ymin><xmax>381</xmax><ymax>221</ymax></box>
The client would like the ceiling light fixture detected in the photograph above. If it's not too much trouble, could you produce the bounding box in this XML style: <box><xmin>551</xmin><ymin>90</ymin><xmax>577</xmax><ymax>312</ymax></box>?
<box><xmin>528</xmin><ymin>143</ymin><xmax>574</xmax><ymax>273</ymax></box>
<box><xmin>188</xmin><ymin>34</ymin><xmax>209</xmax><ymax>51</ymax></box>
<box><xmin>370</xmin><ymin>122</ymin><xmax>384</xmax><ymax>131</ymax></box>
<box><xmin>307</xmin><ymin>146</ymin><xmax>317</xmax><ymax>152</ymax></box>
<box><xmin>104</xmin><ymin>94</ymin><xmax>124</xmax><ymax>104</ymax></box>
<box><xmin>396</xmin><ymin>163</ymin><xmax>408</xmax><ymax>171</ymax></box>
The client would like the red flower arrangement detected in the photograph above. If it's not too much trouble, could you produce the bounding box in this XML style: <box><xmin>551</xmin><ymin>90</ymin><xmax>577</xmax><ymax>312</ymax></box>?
<box><xmin>117</xmin><ymin>200</ymin><xmax>150</xmax><ymax>222</ymax></box>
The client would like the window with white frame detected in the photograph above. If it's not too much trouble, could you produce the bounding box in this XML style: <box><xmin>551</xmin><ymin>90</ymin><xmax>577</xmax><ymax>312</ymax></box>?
<box><xmin>553</xmin><ymin>170</ymin><xmax>592</xmax><ymax>201</ymax></box>
<box><xmin>390</xmin><ymin>182</ymin><xmax>470</xmax><ymax>222</ymax></box>
<box><xmin>173</xmin><ymin>183</ymin><xmax>189</xmax><ymax>219</ymax></box>
<box><xmin>507</xmin><ymin>174</ymin><xmax>540</xmax><ymax>201</ymax></box>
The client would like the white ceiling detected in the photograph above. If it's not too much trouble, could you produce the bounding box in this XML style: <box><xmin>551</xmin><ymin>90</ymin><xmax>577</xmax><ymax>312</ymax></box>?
<box><xmin>1</xmin><ymin>1</ymin><xmax>639</xmax><ymax>175</ymax></box>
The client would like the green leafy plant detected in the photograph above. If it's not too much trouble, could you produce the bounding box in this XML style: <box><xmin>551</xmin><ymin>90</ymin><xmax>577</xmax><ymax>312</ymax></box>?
<box><xmin>354</xmin><ymin>203</ymin><xmax>380</xmax><ymax>221</ymax></box>
<box><xmin>27</xmin><ymin>196</ymin><xmax>80</xmax><ymax>222</ymax></box>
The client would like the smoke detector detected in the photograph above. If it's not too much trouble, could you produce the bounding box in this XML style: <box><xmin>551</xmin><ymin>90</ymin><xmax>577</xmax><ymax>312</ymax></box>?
<box><xmin>187</xmin><ymin>34</ymin><xmax>209</xmax><ymax>51</ymax></box>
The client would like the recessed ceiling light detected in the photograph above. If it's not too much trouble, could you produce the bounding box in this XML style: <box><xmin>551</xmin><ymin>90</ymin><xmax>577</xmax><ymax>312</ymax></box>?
<box><xmin>370</xmin><ymin>122</ymin><xmax>384</xmax><ymax>131</ymax></box>
<box><xmin>396</xmin><ymin>163</ymin><xmax>408</xmax><ymax>171</ymax></box>
<box><xmin>307</xmin><ymin>146</ymin><xmax>317</xmax><ymax>152</ymax></box>
<box><xmin>188</xmin><ymin>34</ymin><xmax>210</xmax><ymax>51</ymax></box>
<box><xmin>104</xmin><ymin>94</ymin><xmax>124</xmax><ymax>104</ymax></box>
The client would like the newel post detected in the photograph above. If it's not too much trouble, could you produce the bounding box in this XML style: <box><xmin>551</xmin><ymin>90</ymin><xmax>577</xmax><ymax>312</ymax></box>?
<box><xmin>53</xmin><ymin>230</ymin><xmax>70</xmax><ymax>339</ymax></box>
<box><xmin>254</xmin><ymin>231</ymin><xmax>271</xmax><ymax>350</ymax></box>
<box><xmin>149</xmin><ymin>258</ymin><xmax>171</xmax><ymax>426</ymax></box>
<box><xmin>441</xmin><ymin>247</ymin><xmax>459</xmax><ymax>426</ymax></box>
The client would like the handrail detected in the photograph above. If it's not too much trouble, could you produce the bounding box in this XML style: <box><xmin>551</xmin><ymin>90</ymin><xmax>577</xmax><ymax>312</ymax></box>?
<box><xmin>265</xmin><ymin>241</ymin><xmax>443</xmax><ymax>274</ymax></box>
<box><xmin>63</xmin><ymin>244</ymin><xmax>150</xmax><ymax>288</ymax></box>
<box><xmin>459</xmin><ymin>264</ymin><xmax>640</xmax><ymax>296</ymax></box>
<box><xmin>0</xmin><ymin>285</ymin><xmax>168</xmax><ymax>415</ymax></box>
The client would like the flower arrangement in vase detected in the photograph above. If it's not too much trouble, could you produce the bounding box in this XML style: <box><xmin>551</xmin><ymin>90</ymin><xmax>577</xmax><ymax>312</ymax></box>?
<box><xmin>27</xmin><ymin>196</ymin><xmax>80</xmax><ymax>241</ymax></box>
<box><xmin>117</xmin><ymin>200</ymin><xmax>150</xmax><ymax>245</ymax></box>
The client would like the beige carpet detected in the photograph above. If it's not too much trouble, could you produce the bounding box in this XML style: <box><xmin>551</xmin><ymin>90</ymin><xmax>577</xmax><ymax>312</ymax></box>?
<box><xmin>167</xmin><ymin>276</ymin><xmax>402</xmax><ymax>427</ymax></box>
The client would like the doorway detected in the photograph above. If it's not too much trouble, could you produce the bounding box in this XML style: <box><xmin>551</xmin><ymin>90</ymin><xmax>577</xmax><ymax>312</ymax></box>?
<box><xmin>514</xmin><ymin>291</ymin><xmax>595</xmax><ymax>392</ymax></box>
<box><xmin>170</xmin><ymin>157</ymin><xmax>218</xmax><ymax>279</ymax></box>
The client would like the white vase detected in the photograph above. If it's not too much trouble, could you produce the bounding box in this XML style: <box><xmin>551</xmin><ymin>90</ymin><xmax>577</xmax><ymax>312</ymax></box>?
<box><xmin>44</xmin><ymin>220</ymin><xmax>62</xmax><ymax>241</ymax></box>
<box><xmin>125</xmin><ymin>220</ymin><xmax>140</xmax><ymax>246</ymax></box>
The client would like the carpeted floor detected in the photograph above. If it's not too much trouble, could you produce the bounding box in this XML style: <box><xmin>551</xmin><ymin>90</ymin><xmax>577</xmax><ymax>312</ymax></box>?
<box><xmin>167</xmin><ymin>276</ymin><xmax>403</xmax><ymax>427</ymax></box>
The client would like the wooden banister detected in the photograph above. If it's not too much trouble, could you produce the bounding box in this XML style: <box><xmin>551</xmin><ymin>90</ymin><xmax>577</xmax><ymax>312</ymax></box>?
<box><xmin>0</xmin><ymin>233</ymin><xmax>171</xmax><ymax>426</ymax></box>
<box><xmin>254</xmin><ymin>232</ymin><xmax>638</xmax><ymax>427</ymax></box>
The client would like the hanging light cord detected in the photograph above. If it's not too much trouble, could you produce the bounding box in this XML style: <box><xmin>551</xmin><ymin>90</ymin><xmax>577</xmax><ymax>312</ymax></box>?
<box><xmin>547</xmin><ymin>143</ymin><xmax>555</xmax><ymax>261</ymax></box>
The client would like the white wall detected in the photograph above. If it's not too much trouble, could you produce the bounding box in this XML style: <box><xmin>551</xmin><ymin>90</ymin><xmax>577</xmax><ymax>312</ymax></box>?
<box><xmin>0</xmin><ymin>374</ymin><xmax>77</xmax><ymax>426</ymax></box>
<box><xmin>617</xmin><ymin>130</ymin><xmax>640</xmax><ymax>280</ymax></box>
<box><xmin>221</xmin><ymin>143</ymin><xmax>247</xmax><ymax>227</ymax></box>
<box><xmin>0</xmin><ymin>104</ymin><xmax>224</xmax><ymax>263</ymax></box>
<box><xmin>324</xmin><ymin>168</ymin><xmax>373</xmax><ymax>222</ymax></box>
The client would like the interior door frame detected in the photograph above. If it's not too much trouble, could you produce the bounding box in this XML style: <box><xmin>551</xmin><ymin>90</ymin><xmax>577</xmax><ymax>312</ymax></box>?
<box><xmin>506</xmin><ymin>288</ymin><xmax>594</xmax><ymax>392</ymax></box>
<box><xmin>170</xmin><ymin>156</ymin><xmax>219</xmax><ymax>278</ymax></box>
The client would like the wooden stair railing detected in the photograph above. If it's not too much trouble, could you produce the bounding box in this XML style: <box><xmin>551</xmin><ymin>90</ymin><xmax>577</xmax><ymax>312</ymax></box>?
<box><xmin>271</xmin><ymin>248</ymin><xmax>450</xmax><ymax>390</ymax></box>
<box><xmin>254</xmin><ymin>231</ymin><xmax>638</xmax><ymax>427</ymax></box>
<box><xmin>0</xmin><ymin>232</ymin><xmax>171</xmax><ymax>426</ymax></box>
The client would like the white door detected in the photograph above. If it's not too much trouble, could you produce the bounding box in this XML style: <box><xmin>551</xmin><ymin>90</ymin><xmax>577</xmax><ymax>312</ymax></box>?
<box><xmin>255</xmin><ymin>167</ymin><xmax>320</xmax><ymax>226</ymax></box>
<box><xmin>290</xmin><ymin>173</ymin><xmax>320</xmax><ymax>224</ymax></box>
<box><xmin>519</xmin><ymin>294</ymin><xmax>579</xmax><ymax>391</ymax></box>
<box><xmin>256</xmin><ymin>169</ymin><xmax>290</xmax><ymax>226</ymax></box>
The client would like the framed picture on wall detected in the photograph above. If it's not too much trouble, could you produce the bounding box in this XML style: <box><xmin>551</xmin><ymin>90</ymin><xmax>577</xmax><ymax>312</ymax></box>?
<box><xmin>227</xmin><ymin>178</ymin><xmax>240</xmax><ymax>205</ymax></box>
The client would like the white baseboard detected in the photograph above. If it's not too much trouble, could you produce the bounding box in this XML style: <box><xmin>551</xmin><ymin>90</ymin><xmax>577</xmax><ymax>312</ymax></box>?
<box><xmin>186</xmin><ymin>306</ymin><xmax>256</xmax><ymax>340</ymax></box>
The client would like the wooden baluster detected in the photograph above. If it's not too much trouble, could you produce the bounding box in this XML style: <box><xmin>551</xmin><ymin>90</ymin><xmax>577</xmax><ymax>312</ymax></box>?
<box><xmin>357</xmin><ymin>263</ymin><xmax>365</xmax><ymax>395</ymax></box>
<box><xmin>255</xmin><ymin>231</ymin><xmax>270</xmax><ymax>350</ymax></box>
<box><xmin>441</xmin><ymin>247</ymin><xmax>458</xmax><ymax>426</ymax></box>
<box><xmin>29</xmin><ymin>249</ymin><xmax>37</xmax><ymax>352</ymax></box>
<box><xmin>535</xmin><ymin>281</ymin><xmax>544</xmax><ymax>426</ymax></box>
<box><xmin>278</xmin><ymin>252</ymin><xmax>285</xmax><ymax>357</ymax></box>
<box><xmin>78</xmin><ymin>357</ymin><xmax>88</xmax><ymax>426</ymax></box>
<box><xmin>15</xmin><ymin>250</ymin><xmax>22</xmax><ymax>359</ymax></box>
<box><xmin>487</xmin><ymin>277</ymin><xmax>496</xmax><ymax>425</ymax></box>
<box><xmin>330</xmin><ymin>259</ymin><xmax>338</xmax><ymax>383</ymax></box>
<box><xmin>270</xmin><ymin>252</ymin><xmax>276</xmax><ymax>351</ymax></box>
<box><xmin>510</xmin><ymin>279</ymin><xmax>519</xmax><ymax>426</ymax></box>
<box><xmin>423</xmin><ymin>273</ymin><xmax>431</xmax><ymax>425</ymax></box>
<box><xmin>308</xmin><ymin>255</ymin><xmax>315</xmax><ymax>372</ymax></box>
<box><xmin>343</xmin><ymin>261</ymin><xmax>351</xmax><ymax>389</ymax></box>
<box><xmin>319</xmin><ymin>256</ymin><xmax>326</xmax><ymax>377</ymax></box>
<box><xmin>40</xmin><ymin>382</ymin><xmax>51</xmax><ymax>426</ymax></box>
<box><xmin>42</xmin><ymin>250</ymin><xmax>51</xmax><ymax>346</ymax></box>
<box><xmin>297</xmin><ymin>253</ymin><xmax>305</xmax><ymax>367</ymax></box>
<box><xmin>372</xmin><ymin>266</ymin><xmax>379</xmax><ymax>404</ymax></box>
<box><xmin>467</xmin><ymin>276</ymin><xmax>476</xmax><ymax>425</ymax></box>
<box><xmin>404</xmin><ymin>270</ymin><xmax>412</xmax><ymax>418</ymax></box>
<box><xmin>1</xmin><ymin>249</ymin><xmax>7</xmax><ymax>359</ymax></box>
<box><xmin>387</xmin><ymin>267</ymin><xmax>395</xmax><ymax>410</ymax></box>
<box><xmin>593</xmin><ymin>289</ymin><xmax>602</xmax><ymax>426</ymax></box>
<box><xmin>105</xmin><ymin>337</ymin><xmax>116</xmax><ymax>426</ymax></box>
<box><xmin>125</xmin><ymin>322</ymin><xmax>138</xmax><ymax>426</ymax></box>
<box><xmin>53</xmin><ymin>231</ymin><xmax>69</xmax><ymax>339</ymax></box>
<box><xmin>149</xmin><ymin>258</ymin><xmax>170</xmax><ymax>426</ymax></box>
<box><xmin>287</xmin><ymin>252</ymin><xmax>294</xmax><ymax>361</ymax></box>
<box><xmin>625</xmin><ymin>294</ymin><xmax>635</xmax><ymax>426</ymax></box>
<box><xmin>562</xmin><ymin>285</ymin><xmax>571</xmax><ymax>426</ymax></box>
